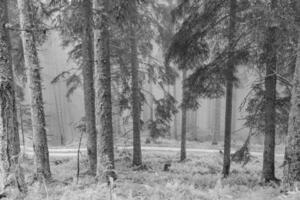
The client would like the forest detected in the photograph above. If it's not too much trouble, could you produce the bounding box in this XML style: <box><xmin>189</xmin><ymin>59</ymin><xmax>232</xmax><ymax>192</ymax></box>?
<box><xmin>0</xmin><ymin>0</ymin><xmax>300</xmax><ymax>199</ymax></box>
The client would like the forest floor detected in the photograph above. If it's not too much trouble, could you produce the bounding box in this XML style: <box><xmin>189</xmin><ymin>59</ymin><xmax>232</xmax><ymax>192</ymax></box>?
<box><xmin>13</xmin><ymin>149</ymin><xmax>298</xmax><ymax>200</ymax></box>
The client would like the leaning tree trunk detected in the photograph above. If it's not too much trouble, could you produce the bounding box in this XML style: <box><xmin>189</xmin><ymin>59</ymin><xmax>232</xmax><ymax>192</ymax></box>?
<box><xmin>81</xmin><ymin>0</ymin><xmax>97</xmax><ymax>175</ymax></box>
<box><xmin>94</xmin><ymin>0</ymin><xmax>114</xmax><ymax>174</ymax></box>
<box><xmin>129</xmin><ymin>0</ymin><xmax>142</xmax><ymax>167</ymax></box>
<box><xmin>0</xmin><ymin>0</ymin><xmax>26</xmax><ymax>192</ymax></box>
<box><xmin>222</xmin><ymin>0</ymin><xmax>236</xmax><ymax>178</ymax></box>
<box><xmin>17</xmin><ymin>0</ymin><xmax>51</xmax><ymax>180</ymax></box>
<box><xmin>282</xmin><ymin>0</ymin><xmax>300</xmax><ymax>190</ymax></box>
<box><xmin>262</xmin><ymin>0</ymin><xmax>278</xmax><ymax>182</ymax></box>
<box><xmin>180</xmin><ymin>69</ymin><xmax>187</xmax><ymax>161</ymax></box>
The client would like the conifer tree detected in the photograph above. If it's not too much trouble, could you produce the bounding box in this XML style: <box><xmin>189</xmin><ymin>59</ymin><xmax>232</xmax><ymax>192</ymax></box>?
<box><xmin>0</xmin><ymin>0</ymin><xmax>26</xmax><ymax>192</ymax></box>
<box><xmin>94</xmin><ymin>0</ymin><xmax>115</xmax><ymax>172</ymax></box>
<box><xmin>17</xmin><ymin>0</ymin><xmax>51</xmax><ymax>180</ymax></box>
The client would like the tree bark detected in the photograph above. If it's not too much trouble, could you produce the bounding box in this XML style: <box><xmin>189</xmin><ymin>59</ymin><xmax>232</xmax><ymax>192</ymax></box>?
<box><xmin>212</xmin><ymin>98</ymin><xmax>221</xmax><ymax>145</ymax></box>
<box><xmin>0</xmin><ymin>0</ymin><xmax>26</xmax><ymax>192</ymax></box>
<box><xmin>81</xmin><ymin>0</ymin><xmax>97</xmax><ymax>175</ymax></box>
<box><xmin>180</xmin><ymin>69</ymin><xmax>187</xmax><ymax>161</ymax></box>
<box><xmin>262</xmin><ymin>0</ymin><xmax>278</xmax><ymax>182</ymax></box>
<box><xmin>282</xmin><ymin>0</ymin><xmax>300</xmax><ymax>190</ymax></box>
<box><xmin>94</xmin><ymin>0</ymin><xmax>115</xmax><ymax>173</ymax></box>
<box><xmin>17</xmin><ymin>0</ymin><xmax>51</xmax><ymax>180</ymax></box>
<box><xmin>222</xmin><ymin>0</ymin><xmax>236</xmax><ymax>178</ymax></box>
<box><xmin>129</xmin><ymin>0</ymin><xmax>142</xmax><ymax>167</ymax></box>
<box><xmin>283</xmin><ymin>38</ymin><xmax>300</xmax><ymax>190</ymax></box>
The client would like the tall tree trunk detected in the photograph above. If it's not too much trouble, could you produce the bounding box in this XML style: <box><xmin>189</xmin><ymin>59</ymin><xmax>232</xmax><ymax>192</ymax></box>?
<box><xmin>180</xmin><ymin>69</ymin><xmax>187</xmax><ymax>161</ymax></box>
<box><xmin>222</xmin><ymin>0</ymin><xmax>236</xmax><ymax>177</ymax></box>
<box><xmin>0</xmin><ymin>0</ymin><xmax>26</xmax><ymax>192</ymax></box>
<box><xmin>262</xmin><ymin>0</ymin><xmax>278</xmax><ymax>182</ymax></box>
<box><xmin>212</xmin><ymin>98</ymin><xmax>221</xmax><ymax>145</ymax></box>
<box><xmin>94</xmin><ymin>0</ymin><xmax>114</xmax><ymax>173</ymax></box>
<box><xmin>82</xmin><ymin>0</ymin><xmax>97</xmax><ymax>175</ymax></box>
<box><xmin>17</xmin><ymin>0</ymin><xmax>51</xmax><ymax>180</ymax></box>
<box><xmin>282</xmin><ymin>0</ymin><xmax>300</xmax><ymax>191</ymax></box>
<box><xmin>129</xmin><ymin>0</ymin><xmax>142</xmax><ymax>167</ymax></box>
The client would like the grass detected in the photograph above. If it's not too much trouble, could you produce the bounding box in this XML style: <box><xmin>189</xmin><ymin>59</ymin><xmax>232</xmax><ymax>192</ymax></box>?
<box><xmin>5</xmin><ymin>148</ymin><xmax>298</xmax><ymax>200</ymax></box>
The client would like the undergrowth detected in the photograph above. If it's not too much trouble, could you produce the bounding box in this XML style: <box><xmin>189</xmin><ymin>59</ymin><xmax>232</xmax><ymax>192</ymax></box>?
<box><xmin>4</xmin><ymin>151</ymin><xmax>297</xmax><ymax>200</ymax></box>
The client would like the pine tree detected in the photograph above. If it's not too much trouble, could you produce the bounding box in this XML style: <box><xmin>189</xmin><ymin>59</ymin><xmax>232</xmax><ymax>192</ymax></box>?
<box><xmin>94</xmin><ymin>0</ymin><xmax>115</xmax><ymax>173</ymax></box>
<box><xmin>180</xmin><ymin>69</ymin><xmax>187</xmax><ymax>161</ymax></box>
<box><xmin>81</xmin><ymin>0</ymin><xmax>97</xmax><ymax>175</ymax></box>
<box><xmin>223</xmin><ymin>0</ymin><xmax>237</xmax><ymax>178</ymax></box>
<box><xmin>212</xmin><ymin>98</ymin><xmax>221</xmax><ymax>145</ymax></box>
<box><xmin>129</xmin><ymin>0</ymin><xmax>142</xmax><ymax>167</ymax></box>
<box><xmin>17</xmin><ymin>0</ymin><xmax>51</xmax><ymax>180</ymax></box>
<box><xmin>262</xmin><ymin>0</ymin><xmax>279</xmax><ymax>182</ymax></box>
<box><xmin>0</xmin><ymin>0</ymin><xmax>26</xmax><ymax>192</ymax></box>
<box><xmin>282</xmin><ymin>0</ymin><xmax>300</xmax><ymax>191</ymax></box>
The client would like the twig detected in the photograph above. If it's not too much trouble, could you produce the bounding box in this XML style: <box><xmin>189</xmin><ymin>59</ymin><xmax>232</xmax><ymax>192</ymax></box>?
<box><xmin>42</xmin><ymin>177</ymin><xmax>49</xmax><ymax>200</ymax></box>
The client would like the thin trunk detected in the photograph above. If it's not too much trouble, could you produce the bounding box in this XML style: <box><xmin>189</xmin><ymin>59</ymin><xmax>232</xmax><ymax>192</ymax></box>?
<box><xmin>262</xmin><ymin>0</ymin><xmax>278</xmax><ymax>182</ymax></box>
<box><xmin>82</xmin><ymin>0</ymin><xmax>97</xmax><ymax>175</ymax></box>
<box><xmin>94</xmin><ymin>0</ymin><xmax>114</xmax><ymax>173</ymax></box>
<box><xmin>180</xmin><ymin>69</ymin><xmax>187</xmax><ymax>161</ymax></box>
<box><xmin>17</xmin><ymin>0</ymin><xmax>51</xmax><ymax>180</ymax></box>
<box><xmin>53</xmin><ymin>86</ymin><xmax>63</xmax><ymax>145</ymax></box>
<box><xmin>0</xmin><ymin>0</ymin><xmax>26</xmax><ymax>192</ymax></box>
<box><xmin>282</xmin><ymin>0</ymin><xmax>300</xmax><ymax>190</ymax></box>
<box><xmin>129</xmin><ymin>0</ymin><xmax>142</xmax><ymax>167</ymax></box>
<box><xmin>231</xmin><ymin>87</ymin><xmax>237</xmax><ymax>132</ymax></box>
<box><xmin>222</xmin><ymin>0</ymin><xmax>236</xmax><ymax>177</ymax></box>
<box><xmin>173</xmin><ymin>81</ymin><xmax>178</xmax><ymax>140</ymax></box>
<box><xmin>207</xmin><ymin>100</ymin><xmax>213</xmax><ymax>132</ymax></box>
<box><xmin>19</xmin><ymin>104</ymin><xmax>25</xmax><ymax>153</ymax></box>
<box><xmin>212</xmin><ymin>98</ymin><xmax>221</xmax><ymax>145</ymax></box>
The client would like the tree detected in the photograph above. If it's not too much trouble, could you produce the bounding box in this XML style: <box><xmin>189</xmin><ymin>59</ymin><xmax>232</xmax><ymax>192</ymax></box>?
<box><xmin>0</xmin><ymin>0</ymin><xmax>26</xmax><ymax>192</ymax></box>
<box><xmin>262</xmin><ymin>0</ymin><xmax>279</xmax><ymax>182</ymax></box>
<box><xmin>81</xmin><ymin>0</ymin><xmax>97</xmax><ymax>175</ymax></box>
<box><xmin>17</xmin><ymin>0</ymin><xmax>51</xmax><ymax>180</ymax></box>
<box><xmin>212</xmin><ymin>98</ymin><xmax>221</xmax><ymax>145</ymax></box>
<box><xmin>94</xmin><ymin>0</ymin><xmax>115</xmax><ymax>173</ymax></box>
<box><xmin>223</xmin><ymin>0</ymin><xmax>237</xmax><ymax>178</ymax></box>
<box><xmin>180</xmin><ymin>69</ymin><xmax>187</xmax><ymax>161</ymax></box>
<box><xmin>282</xmin><ymin>0</ymin><xmax>300</xmax><ymax>190</ymax></box>
<box><xmin>128</xmin><ymin>0</ymin><xmax>142</xmax><ymax>166</ymax></box>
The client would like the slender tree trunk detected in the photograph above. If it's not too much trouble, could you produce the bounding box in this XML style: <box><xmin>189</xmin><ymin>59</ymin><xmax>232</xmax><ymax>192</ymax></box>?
<box><xmin>180</xmin><ymin>69</ymin><xmax>187</xmax><ymax>161</ymax></box>
<box><xmin>173</xmin><ymin>81</ymin><xmax>178</xmax><ymax>140</ymax></box>
<box><xmin>222</xmin><ymin>0</ymin><xmax>236</xmax><ymax>177</ymax></box>
<box><xmin>17</xmin><ymin>0</ymin><xmax>51</xmax><ymax>180</ymax></box>
<box><xmin>231</xmin><ymin>87</ymin><xmax>237</xmax><ymax>132</ymax></box>
<box><xmin>262</xmin><ymin>0</ymin><xmax>278</xmax><ymax>182</ymax></box>
<box><xmin>282</xmin><ymin>0</ymin><xmax>300</xmax><ymax>190</ymax></box>
<box><xmin>129</xmin><ymin>0</ymin><xmax>142</xmax><ymax>167</ymax></box>
<box><xmin>94</xmin><ymin>0</ymin><xmax>114</xmax><ymax>173</ymax></box>
<box><xmin>82</xmin><ymin>0</ymin><xmax>97</xmax><ymax>175</ymax></box>
<box><xmin>0</xmin><ymin>0</ymin><xmax>26</xmax><ymax>192</ymax></box>
<box><xmin>212</xmin><ymin>98</ymin><xmax>221</xmax><ymax>145</ymax></box>
<box><xmin>19</xmin><ymin>104</ymin><xmax>25</xmax><ymax>154</ymax></box>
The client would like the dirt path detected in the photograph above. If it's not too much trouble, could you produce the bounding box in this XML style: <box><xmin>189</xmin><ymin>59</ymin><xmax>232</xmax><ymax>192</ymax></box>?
<box><xmin>23</xmin><ymin>146</ymin><xmax>285</xmax><ymax>158</ymax></box>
